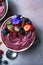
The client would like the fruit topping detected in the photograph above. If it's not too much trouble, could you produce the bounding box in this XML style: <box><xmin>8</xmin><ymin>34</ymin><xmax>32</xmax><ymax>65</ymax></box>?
<box><xmin>24</xmin><ymin>24</ymin><xmax>31</xmax><ymax>31</ymax></box>
<box><xmin>7</xmin><ymin>19</ymin><xmax>11</xmax><ymax>25</ymax></box>
<box><xmin>6</xmin><ymin>24</ymin><xmax>14</xmax><ymax>32</ymax></box>
<box><xmin>14</xmin><ymin>26</ymin><xmax>19</xmax><ymax>32</ymax></box>
<box><xmin>25</xmin><ymin>18</ymin><xmax>32</xmax><ymax>24</ymax></box>
<box><xmin>1</xmin><ymin>29</ymin><xmax>9</xmax><ymax>35</ymax></box>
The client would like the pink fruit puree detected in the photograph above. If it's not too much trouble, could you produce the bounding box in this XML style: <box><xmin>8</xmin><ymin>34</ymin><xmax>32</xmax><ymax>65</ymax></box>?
<box><xmin>1</xmin><ymin>16</ymin><xmax>35</xmax><ymax>51</ymax></box>
<box><xmin>0</xmin><ymin>1</ymin><xmax>6</xmax><ymax>18</ymax></box>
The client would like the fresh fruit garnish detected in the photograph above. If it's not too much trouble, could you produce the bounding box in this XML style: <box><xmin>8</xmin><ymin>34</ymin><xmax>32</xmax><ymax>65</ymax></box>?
<box><xmin>22</xmin><ymin>18</ymin><xmax>25</xmax><ymax>27</ymax></box>
<box><xmin>6</xmin><ymin>24</ymin><xmax>14</xmax><ymax>32</ymax></box>
<box><xmin>25</xmin><ymin>18</ymin><xmax>31</xmax><ymax>24</ymax></box>
<box><xmin>14</xmin><ymin>26</ymin><xmax>19</xmax><ymax>32</ymax></box>
<box><xmin>1</xmin><ymin>29</ymin><xmax>9</xmax><ymax>35</ymax></box>
<box><xmin>23</xmin><ymin>24</ymin><xmax>31</xmax><ymax>31</ymax></box>
<box><xmin>0</xmin><ymin>50</ymin><xmax>3</xmax><ymax>55</ymax></box>
<box><xmin>18</xmin><ymin>26</ymin><xmax>22</xmax><ymax>30</ymax></box>
<box><xmin>7</xmin><ymin>19</ymin><xmax>11</xmax><ymax>25</ymax></box>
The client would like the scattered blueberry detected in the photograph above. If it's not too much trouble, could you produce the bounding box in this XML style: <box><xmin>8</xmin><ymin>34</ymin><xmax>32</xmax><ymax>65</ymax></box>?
<box><xmin>0</xmin><ymin>50</ymin><xmax>3</xmax><ymax>55</ymax></box>
<box><xmin>3</xmin><ymin>60</ymin><xmax>8</xmax><ymax>64</ymax></box>
<box><xmin>0</xmin><ymin>60</ymin><xmax>2</xmax><ymax>64</ymax></box>
<box><xmin>0</xmin><ymin>55</ymin><xmax>2</xmax><ymax>59</ymax></box>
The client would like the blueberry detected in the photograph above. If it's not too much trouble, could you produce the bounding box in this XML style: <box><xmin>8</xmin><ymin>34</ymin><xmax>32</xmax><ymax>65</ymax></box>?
<box><xmin>0</xmin><ymin>60</ymin><xmax>2</xmax><ymax>64</ymax></box>
<box><xmin>18</xmin><ymin>26</ymin><xmax>23</xmax><ymax>30</ymax></box>
<box><xmin>1</xmin><ymin>30</ymin><xmax>6</xmax><ymax>35</ymax></box>
<box><xmin>25</xmin><ymin>18</ymin><xmax>31</xmax><ymax>24</ymax></box>
<box><xmin>1</xmin><ymin>29</ymin><xmax>9</xmax><ymax>35</ymax></box>
<box><xmin>0</xmin><ymin>55</ymin><xmax>2</xmax><ymax>59</ymax></box>
<box><xmin>3</xmin><ymin>60</ymin><xmax>8</xmax><ymax>64</ymax></box>
<box><xmin>0</xmin><ymin>2</ymin><xmax>2</xmax><ymax>6</ymax></box>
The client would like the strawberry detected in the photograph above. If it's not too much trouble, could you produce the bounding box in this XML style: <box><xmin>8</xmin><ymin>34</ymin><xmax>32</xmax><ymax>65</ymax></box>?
<box><xmin>23</xmin><ymin>24</ymin><xmax>31</xmax><ymax>32</ymax></box>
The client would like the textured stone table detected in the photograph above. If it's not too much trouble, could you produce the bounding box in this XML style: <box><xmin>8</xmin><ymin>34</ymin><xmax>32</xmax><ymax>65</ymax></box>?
<box><xmin>0</xmin><ymin>0</ymin><xmax>43</xmax><ymax>65</ymax></box>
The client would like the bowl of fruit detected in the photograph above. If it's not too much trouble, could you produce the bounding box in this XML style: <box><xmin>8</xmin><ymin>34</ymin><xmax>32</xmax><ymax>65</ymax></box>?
<box><xmin>1</xmin><ymin>15</ymin><xmax>35</xmax><ymax>52</ymax></box>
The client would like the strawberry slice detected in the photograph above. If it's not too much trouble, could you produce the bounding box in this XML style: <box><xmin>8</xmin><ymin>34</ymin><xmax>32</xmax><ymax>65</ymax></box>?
<box><xmin>23</xmin><ymin>24</ymin><xmax>35</xmax><ymax>32</ymax></box>
<box><xmin>23</xmin><ymin>24</ymin><xmax>31</xmax><ymax>31</ymax></box>
<box><xmin>14</xmin><ymin>26</ymin><xmax>19</xmax><ymax>32</ymax></box>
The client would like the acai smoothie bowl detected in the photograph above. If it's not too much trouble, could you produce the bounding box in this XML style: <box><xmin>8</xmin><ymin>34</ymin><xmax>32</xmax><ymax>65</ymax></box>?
<box><xmin>1</xmin><ymin>15</ymin><xmax>35</xmax><ymax>52</ymax></box>
<box><xmin>0</xmin><ymin>0</ymin><xmax>8</xmax><ymax>21</ymax></box>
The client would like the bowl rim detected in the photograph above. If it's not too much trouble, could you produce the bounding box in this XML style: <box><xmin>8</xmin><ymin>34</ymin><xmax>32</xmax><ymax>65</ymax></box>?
<box><xmin>1</xmin><ymin>15</ymin><xmax>35</xmax><ymax>52</ymax></box>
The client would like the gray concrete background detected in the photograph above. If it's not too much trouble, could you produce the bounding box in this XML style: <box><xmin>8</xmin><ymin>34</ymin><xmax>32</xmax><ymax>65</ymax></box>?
<box><xmin>0</xmin><ymin>0</ymin><xmax>43</xmax><ymax>65</ymax></box>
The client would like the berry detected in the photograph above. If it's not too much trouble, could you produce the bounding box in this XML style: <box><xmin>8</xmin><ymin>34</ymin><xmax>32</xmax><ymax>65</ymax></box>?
<box><xmin>0</xmin><ymin>55</ymin><xmax>2</xmax><ymax>59</ymax></box>
<box><xmin>1</xmin><ymin>29</ymin><xmax>9</xmax><ymax>35</ymax></box>
<box><xmin>24</xmin><ymin>24</ymin><xmax>31</xmax><ymax>31</ymax></box>
<box><xmin>25</xmin><ymin>18</ymin><xmax>31</xmax><ymax>24</ymax></box>
<box><xmin>7</xmin><ymin>19</ymin><xmax>11</xmax><ymax>25</ymax></box>
<box><xmin>0</xmin><ymin>50</ymin><xmax>3</xmax><ymax>55</ymax></box>
<box><xmin>3</xmin><ymin>60</ymin><xmax>8</xmax><ymax>64</ymax></box>
<box><xmin>0</xmin><ymin>60</ymin><xmax>2</xmax><ymax>64</ymax></box>
<box><xmin>14</xmin><ymin>26</ymin><xmax>19</xmax><ymax>32</ymax></box>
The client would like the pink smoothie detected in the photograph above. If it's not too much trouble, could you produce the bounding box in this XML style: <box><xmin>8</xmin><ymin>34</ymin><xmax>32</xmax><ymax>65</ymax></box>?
<box><xmin>1</xmin><ymin>15</ymin><xmax>35</xmax><ymax>51</ymax></box>
<box><xmin>0</xmin><ymin>0</ymin><xmax>6</xmax><ymax>18</ymax></box>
